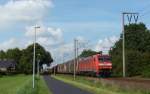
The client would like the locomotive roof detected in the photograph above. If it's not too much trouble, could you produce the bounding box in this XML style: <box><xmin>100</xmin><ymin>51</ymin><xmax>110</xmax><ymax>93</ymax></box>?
<box><xmin>56</xmin><ymin>54</ymin><xmax>110</xmax><ymax>65</ymax></box>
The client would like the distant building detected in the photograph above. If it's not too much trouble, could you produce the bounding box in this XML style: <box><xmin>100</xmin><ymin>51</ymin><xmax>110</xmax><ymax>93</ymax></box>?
<box><xmin>41</xmin><ymin>64</ymin><xmax>51</xmax><ymax>72</ymax></box>
<box><xmin>0</xmin><ymin>60</ymin><xmax>17</xmax><ymax>72</ymax></box>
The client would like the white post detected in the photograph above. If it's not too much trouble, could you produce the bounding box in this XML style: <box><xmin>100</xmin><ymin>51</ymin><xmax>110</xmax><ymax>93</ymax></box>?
<box><xmin>37</xmin><ymin>60</ymin><xmax>40</xmax><ymax>76</ymax></box>
<box><xmin>76</xmin><ymin>40</ymin><xmax>79</xmax><ymax>72</ymax></box>
<box><xmin>74</xmin><ymin>39</ymin><xmax>76</xmax><ymax>80</ymax></box>
<box><xmin>33</xmin><ymin>26</ymin><xmax>40</xmax><ymax>88</ymax></box>
<box><xmin>122</xmin><ymin>13</ymin><xmax>125</xmax><ymax>77</ymax></box>
<box><xmin>37</xmin><ymin>54</ymin><xmax>41</xmax><ymax>77</ymax></box>
<box><xmin>33</xmin><ymin>27</ymin><xmax>36</xmax><ymax>88</ymax></box>
<box><xmin>54</xmin><ymin>65</ymin><xmax>56</xmax><ymax>75</ymax></box>
<box><xmin>122</xmin><ymin>12</ymin><xmax>139</xmax><ymax>77</ymax></box>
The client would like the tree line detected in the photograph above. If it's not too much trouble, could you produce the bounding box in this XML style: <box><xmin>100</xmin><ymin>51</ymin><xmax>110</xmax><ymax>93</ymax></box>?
<box><xmin>110</xmin><ymin>23</ymin><xmax>150</xmax><ymax>77</ymax></box>
<box><xmin>0</xmin><ymin>43</ymin><xmax>53</xmax><ymax>74</ymax></box>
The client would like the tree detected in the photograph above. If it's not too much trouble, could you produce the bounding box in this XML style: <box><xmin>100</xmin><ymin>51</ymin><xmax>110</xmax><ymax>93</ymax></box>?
<box><xmin>110</xmin><ymin>23</ymin><xmax>150</xmax><ymax>77</ymax></box>
<box><xmin>18</xmin><ymin>43</ymin><xmax>53</xmax><ymax>73</ymax></box>
<box><xmin>6</xmin><ymin>48</ymin><xmax>22</xmax><ymax>63</ymax></box>
<box><xmin>0</xmin><ymin>43</ymin><xmax>53</xmax><ymax>74</ymax></box>
<box><xmin>0</xmin><ymin>50</ymin><xmax>6</xmax><ymax>60</ymax></box>
<box><xmin>79</xmin><ymin>49</ymin><xmax>99</xmax><ymax>58</ymax></box>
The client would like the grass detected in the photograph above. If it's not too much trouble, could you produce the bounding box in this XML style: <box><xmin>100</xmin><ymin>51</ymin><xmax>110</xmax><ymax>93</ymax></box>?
<box><xmin>0</xmin><ymin>74</ymin><xmax>30</xmax><ymax>94</ymax></box>
<box><xmin>38</xmin><ymin>76</ymin><xmax>52</xmax><ymax>94</ymax></box>
<box><xmin>0</xmin><ymin>74</ymin><xmax>51</xmax><ymax>94</ymax></box>
<box><xmin>52</xmin><ymin>74</ymin><xmax>150</xmax><ymax>94</ymax></box>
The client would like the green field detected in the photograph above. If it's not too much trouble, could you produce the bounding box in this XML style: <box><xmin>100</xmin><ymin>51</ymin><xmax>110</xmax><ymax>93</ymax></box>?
<box><xmin>0</xmin><ymin>75</ymin><xmax>51</xmax><ymax>94</ymax></box>
<box><xmin>52</xmin><ymin>74</ymin><xmax>150</xmax><ymax>94</ymax></box>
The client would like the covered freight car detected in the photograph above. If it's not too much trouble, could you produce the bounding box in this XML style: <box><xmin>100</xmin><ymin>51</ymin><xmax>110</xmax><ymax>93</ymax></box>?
<box><xmin>54</xmin><ymin>54</ymin><xmax>112</xmax><ymax>77</ymax></box>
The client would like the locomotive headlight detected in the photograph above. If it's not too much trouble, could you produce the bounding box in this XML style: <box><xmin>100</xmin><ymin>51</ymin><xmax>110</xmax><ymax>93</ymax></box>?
<box><xmin>105</xmin><ymin>63</ymin><xmax>112</xmax><ymax>66</ymax></box>
<box><xmin>99</xmin><ymin>63</ymin><xmax>105</xmax><ymax>66</ymax></box>
<box><xmin>99</xmin><ymin>63</ymin><xmax>112</xmax><ymax>66</ymax></box>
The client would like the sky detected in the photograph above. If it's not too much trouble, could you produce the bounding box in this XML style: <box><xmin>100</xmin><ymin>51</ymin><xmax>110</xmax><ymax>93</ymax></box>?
<box><xmin>0</xmin><ymin>0</ymin><xmax>150</xmax><ymax>64</ymax></box>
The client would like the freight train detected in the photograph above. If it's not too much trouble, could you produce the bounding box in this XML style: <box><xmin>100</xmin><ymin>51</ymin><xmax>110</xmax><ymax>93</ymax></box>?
<box><xmin>52</xmin><ymin>54</ymin><xmax>112</xmax><ymax>77</ymax></box>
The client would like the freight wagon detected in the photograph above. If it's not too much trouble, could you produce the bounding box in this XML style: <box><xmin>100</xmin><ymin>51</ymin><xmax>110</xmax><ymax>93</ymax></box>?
<box><xmin>53</xmin><ymin>54</ymin><xmax>112</xmax><ymax>77</ymax></box>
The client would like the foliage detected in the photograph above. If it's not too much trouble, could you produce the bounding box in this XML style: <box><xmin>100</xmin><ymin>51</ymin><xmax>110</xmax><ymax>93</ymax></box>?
<box><xmin>110</xmin><ymin>23</ymin><xmax>150</xmax><ymax>77</ymax></box>
<box><xmin>6</xmin><ymin>48</ymin><xmax>22</xmax><ymax>63</ymax></box>
<box><xmin>0</xmin><ymin>43</ymin><xmax>53</xmax><ymax>74</ymax></box>
<box><xmin>79</xmin><ymin>49</ymin><xmax>100</xmax><ymax>58</ymax></box>
<box><xmin>0</xmin><ymin>50</ymin><xmax>6</xmax><ymax>60</ymax></box>
<box><xmin>18</xmin><ymin>43</ymin><xmax>53</xmax><ymax>74</ymax></box>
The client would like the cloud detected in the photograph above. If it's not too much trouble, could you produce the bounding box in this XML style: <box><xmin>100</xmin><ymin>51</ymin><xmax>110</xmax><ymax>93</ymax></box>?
<box><xmin>51</xmin><ymin>42</ymin><xmax>74</xmax><ymax>63</ymax></box>
<box><xmin>95</xmin><ymin>36</ymin><xmax>119</xmax><ymax>54</ymax></box>
<box><xmin>53</xmin><ymin>35</ymin><xmax>118</xmax><ymax>63</ymax></box>
<box><xmin>0</xmin><ymin>38</ymin><xmax>25</xmax><ymax>50</ymax></box>
<box><xmin>25</xmin><ymin>25</ymin><xmax>63</xmax><ymax>49</ymax></box>
<box><xmin>0</xmin><ymin>0</ymin><xmax>53</xmax><ymax>28</ymax></box>
<box><xmin>52</xmin><ymin>36</ymin><xmax>90</xmax><ymax>63</ymax></box>
<box><xmin>0</xmin><ymin>24</ymin><xmax>64</xmax><ymax>53</ymax></box>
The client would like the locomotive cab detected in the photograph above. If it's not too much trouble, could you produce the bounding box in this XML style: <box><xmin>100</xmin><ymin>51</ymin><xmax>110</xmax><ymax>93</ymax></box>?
<box><xmin>97</xmin><ymin>55</ymin><xmax>112</xmax><ymax>77</ymax></box>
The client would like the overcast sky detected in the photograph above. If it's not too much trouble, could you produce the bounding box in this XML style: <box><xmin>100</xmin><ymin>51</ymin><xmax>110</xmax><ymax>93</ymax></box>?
<box><xmin>0</xmin><ymin>0</ymin><xmax>150</xmax><ymax>64</ymax></box>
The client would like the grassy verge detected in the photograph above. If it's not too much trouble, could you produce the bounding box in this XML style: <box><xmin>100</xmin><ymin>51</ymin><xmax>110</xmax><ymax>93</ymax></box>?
<box><xmin>52</xmin><ymin>74</ymin><xmax>150</xmax><ymax>94</ymax></box>
<box><xmin>0</xmin><ymin>75</ymin><xmax>31</xmax><ymax>94</ymax></box>
<box><xmin>0</xmin><ymin>75</ymin><xmax>51</xmax><ymax>94</ymax></box>
<box><xmin>38</xmin><ymin>76</ymin><xmax>52</xmax><ymax>94</ymax></box>
<box><xmin>17</xmin><ymin>75</ymin><xmax>52</xmax><ymax>94</ymax></box>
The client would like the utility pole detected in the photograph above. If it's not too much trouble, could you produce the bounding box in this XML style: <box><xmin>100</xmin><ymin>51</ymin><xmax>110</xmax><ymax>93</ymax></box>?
<box><xmin>62</xmin><ymin>42</ymin><xmax>65</xmax><ymax>64</ymax></box>
<box><xmin>37</xmin><ymin>54</ymin><xmax>41</xmax><ymax>77</ymax></box>
<box><xmin>54</xmin><ymin>57</ymin><xmax>57</xmax><ymax>75</ymax></box>
<box><xmin>37</xmin><ymin>60</ymin><xmax>40</xmax><ymax>76</ymax></box>
<box><xmin>33</xmin><ymin>26</ymin><xmax>40</xmax><ymax>88</ymax></box>
<box><xmin>74</xmin><ymin>39</ymin><xmax>77</xmax><ymax>80</ymax></box>
<box><xmin>75</xmin><ymin>39</ymin><xmax>89</xmax><ymax>74</ymax></box>
<box><xmin>76</xmin><ymin>39</ymin><xmax>79</xmax><ymax>72</ymax></box>
<box><xmin>122</xmin><ymin>12</ymin><xmax>139</xmax><ymax>77</ymax></box>
<box><xmin>122</xmin><ymin>13</ymin><xmax>125</xmax><ymax>78</ymax></box>
<box><xmin>54</xmin><ymin>66</ymin><xmax>56</xmax><ymax>75</ymax></box>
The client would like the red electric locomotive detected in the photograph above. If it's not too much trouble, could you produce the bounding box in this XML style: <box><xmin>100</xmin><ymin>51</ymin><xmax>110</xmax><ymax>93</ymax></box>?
<box><xmin>77</xmin><ymin>54</ymin><xmax>112</xmax><ymax>77</ymax></box>
<box><xmin>54</xmin><ymin>54</ymin><xmax>112</xmax><ymax>77</ymax></box>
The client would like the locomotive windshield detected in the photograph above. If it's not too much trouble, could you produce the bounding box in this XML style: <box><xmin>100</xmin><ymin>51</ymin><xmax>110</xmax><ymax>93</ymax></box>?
<box><xmin>99</xmin><ymin>56</ymin><xmax>111</xmax><ymax>62</ymax></box>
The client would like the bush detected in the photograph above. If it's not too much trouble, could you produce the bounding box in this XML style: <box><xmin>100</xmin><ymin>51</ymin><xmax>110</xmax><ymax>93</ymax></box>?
<box><xmin>142</xmin><ymin>66</ymin><xmax>150</xmax><ymax>78</ymax></box>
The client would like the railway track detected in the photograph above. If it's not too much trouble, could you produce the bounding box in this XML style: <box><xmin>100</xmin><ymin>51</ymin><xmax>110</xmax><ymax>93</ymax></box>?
<box><xmin>105</xmin><ymin>77</ymin><xmax>150</xmax><ymax>83</ymax></box>
<box><xmin>86</xmin><ymin>77</ymin><xmax>150</xmax><ymax>91</ymax></box>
